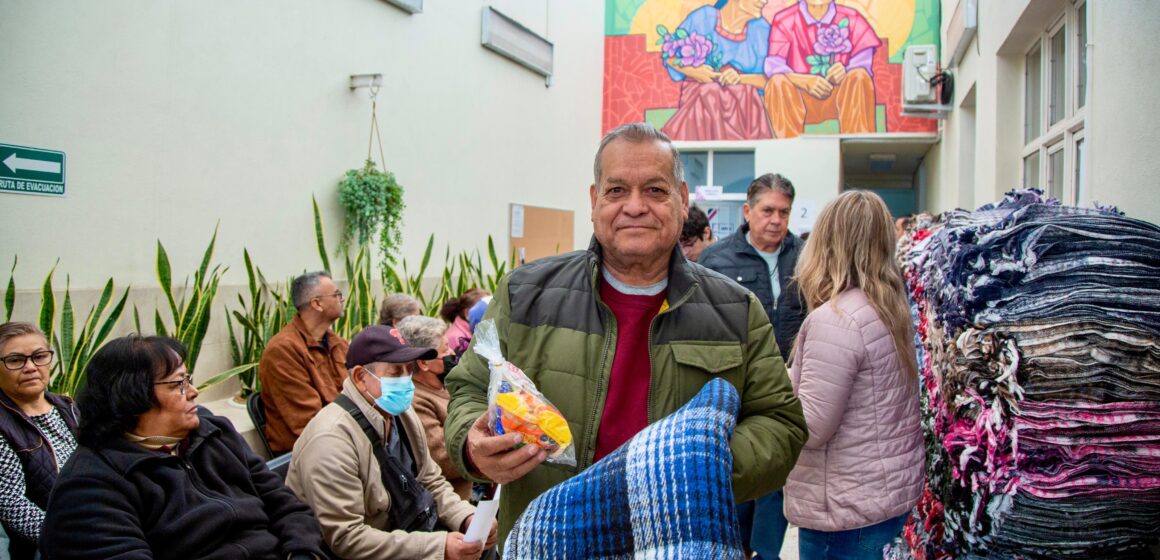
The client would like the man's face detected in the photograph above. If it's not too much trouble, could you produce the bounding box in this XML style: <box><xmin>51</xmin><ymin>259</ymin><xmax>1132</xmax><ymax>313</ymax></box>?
<box><xmin>590</xmin><ymin>139</ymin><xmax>689</xmax><ymax>269</ymax></box>
<box><xmin>742</xmin><ymin>190</ymin><xmax>793</xmax><ymax>252</ymax></box>
<box><xmin>680</xmin><ymin>226</ymin><xmax>713</xmax><ymax>262</ymax></box>
<box><xmin>312</xmin><ymin>276</ymin><xmax>345</xmax><ymax>322</ymax></box>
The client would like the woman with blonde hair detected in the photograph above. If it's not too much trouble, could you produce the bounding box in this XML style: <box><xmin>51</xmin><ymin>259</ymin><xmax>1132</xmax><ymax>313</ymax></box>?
<box><xmin>785</xmin><ymin>190</ymin><xmax>923</xmax><ymax>559</ymax></box>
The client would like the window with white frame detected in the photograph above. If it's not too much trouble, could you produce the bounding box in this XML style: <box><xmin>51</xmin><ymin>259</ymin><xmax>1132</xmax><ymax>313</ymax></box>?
<box><xmin>1022</xmin><ymin>0</ymin><xmax>1087</xmax><ymax>204</ymax></box>
<box><xmin>678</xmin><ymin>150</ymin><xmax>755</xmax><ymax>195</ymax></box>
<box><xmin>678</xmin><ymin>149</ymin><xmax>755</xmax><ymax>239</ymax></box>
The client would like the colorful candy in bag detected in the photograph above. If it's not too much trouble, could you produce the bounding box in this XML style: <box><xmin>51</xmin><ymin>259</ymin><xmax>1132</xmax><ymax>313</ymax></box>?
<box><xmin>473</xmin><ymin>320</ymin><xmax>576</xmax><ymax>466</ymax></box>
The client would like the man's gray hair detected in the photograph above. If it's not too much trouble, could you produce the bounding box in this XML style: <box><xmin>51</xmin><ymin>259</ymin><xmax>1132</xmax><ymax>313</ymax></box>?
<box><xmin>291</xmin><ymin>271</ymin><xmax>331</xmax><ymax>310</ymax></box>
<box><xmin>397</xmin><ymin>315</ymin><xmax>448</xmax><ymax>351</ymax></box>
<box><xmin>747</xmin><ymin>173</ymin><xmax>795</xmax><ymax>206</ymax></box>
<box><xmin>593</xmin><ymin>122</ymin><xmax>684</xmax><ymax>186</ymax></box>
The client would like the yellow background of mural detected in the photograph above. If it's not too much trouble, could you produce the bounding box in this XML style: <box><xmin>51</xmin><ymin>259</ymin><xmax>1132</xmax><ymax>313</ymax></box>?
<box><xmin>630</xmin><ymin>0</ymin><xmax>915</xmax><ymax>58</ymax></box>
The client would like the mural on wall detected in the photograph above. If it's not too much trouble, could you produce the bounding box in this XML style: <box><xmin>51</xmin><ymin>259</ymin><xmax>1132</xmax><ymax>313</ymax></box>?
<box><xmin>603</xmin><ymin>0</ymin><xmax>939</xmax><ymax>139</ymax></box>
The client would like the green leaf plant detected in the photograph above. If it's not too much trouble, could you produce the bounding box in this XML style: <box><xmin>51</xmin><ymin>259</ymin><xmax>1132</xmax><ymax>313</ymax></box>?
<box><xmin>5</xmin><ymin>259</ymin><xmax>130</xmax><ymax>398</ymax></box>
<box><xmin>337</xmin><ymin>159</ymin><xmax>405</xmax><ymax>273</ymax></box>
<box><xmin>210</xmin><ymin>249</ymin><xmax>295</xmax><ymax>396</ymax></box>
<box><xmin>142</xmin><ymin>225</ymin><xmax>227</xmax><ymax>374</ymax></box>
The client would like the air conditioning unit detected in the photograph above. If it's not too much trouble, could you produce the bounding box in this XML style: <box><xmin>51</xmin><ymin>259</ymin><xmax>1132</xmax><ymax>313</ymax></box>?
<box><xmin>902</xmin><ymin>45</ymin><xmax>951</xmax><ymax>119</ymax></box>
<box><xmin>904</xmin><ymin>45</ymin><xmax>938</xmax><ymax>105</ymax></box>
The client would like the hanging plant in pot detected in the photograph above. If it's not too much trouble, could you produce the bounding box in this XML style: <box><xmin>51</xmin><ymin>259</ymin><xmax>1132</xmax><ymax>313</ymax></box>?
<box><xmin>338</xmin><ymin>159</ymin><xmax>405</xmax><ymax>268</ymax></box>
<box><xmin>338</xmin><ymin>86</ymin><xmax>405</xmax><ymax>274</ymax></box>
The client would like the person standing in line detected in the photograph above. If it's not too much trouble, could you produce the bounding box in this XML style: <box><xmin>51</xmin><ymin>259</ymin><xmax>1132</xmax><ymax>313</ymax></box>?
<box><xmin>443</xmin><ymin>123</ymin><xmax>807</xmax><ymax>545</ymax></box>
<box><xmin>679</xmin><ymin>204</ymin><xmax>717</xmax><ymax>263</ymax></box>
<box><xmin>698</xmin><ymin>173</ymin><xmax>806</xmax><ymax>559</ymax></box>
<box><xmin>786</xmin><ymin>190</ymin><xmax>923</xmax><ymax>559</ymax></box>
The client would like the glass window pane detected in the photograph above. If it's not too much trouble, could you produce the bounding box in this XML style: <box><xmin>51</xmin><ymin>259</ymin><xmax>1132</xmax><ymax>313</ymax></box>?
<box><xmin>1025</xmin><ymin>45</ymin><xmax>1042</xmax><ymax>143</ymax></box>
<box><xmin>713</xmin><ymin>151</ymin><xmax>755</xmax><ymax>195</ymax></box>
<box><xmin>1075</xmin><ymin>138</ymin><xmax>1086</xmax><ymax>202</ymax></box>
<box><xmin>1048</xmin><ymin>148</ymin><xmax>1064</xmax><ymax>200</ymax></box>
<box><xmin>1050</xmin><ymin>27</ymin><xmax>1067</xmax><ymax>125</ymax></box>
<box><xmin>1077</xmin><ymin>4</ymin><xmax>1087</xmax><ymax>109</ymax></box>
<box><xmin>1024</xmin><ymin>152</ymin><xmax>1041</xmax><ymax>189</ymax></box>
<box><xmin>679</xmin><ymin>151</ymin><xmax>708</xmax><ymax>188</ymax></box>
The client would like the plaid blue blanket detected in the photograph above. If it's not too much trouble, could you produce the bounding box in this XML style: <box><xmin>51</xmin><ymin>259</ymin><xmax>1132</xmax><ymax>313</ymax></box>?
<box><xmin>503</xmin><ymin>378</ymin><xmax>745</xmax><ymax>559</ymax></box>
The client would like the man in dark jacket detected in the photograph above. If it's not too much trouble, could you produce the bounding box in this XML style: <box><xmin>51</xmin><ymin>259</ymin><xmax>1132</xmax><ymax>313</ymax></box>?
<box><xmin>699</xmin><ymin>173</ymin><xmax>805</xmax><ymax>363</ymax></box>
<box><xmin>445</xmin><ymin>123</ymin><xmax>807</xmax><ymax>547</ymax></box>
<box><xmin>698</xmin><ymin>173</ymin><xmax>806</xmax><ymax>559</ymax></box>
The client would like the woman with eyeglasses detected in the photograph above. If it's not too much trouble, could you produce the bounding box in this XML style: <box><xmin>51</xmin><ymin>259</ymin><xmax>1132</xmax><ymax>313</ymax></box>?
<box><xmin>0</xmin><ymin>322</ymin><xmax>79</xmax><ymax>560</ymax></box>
<box><xmin>40</xmin><ymin>335</ymin><xmax>324</xmax><ymax>560</ymax></box>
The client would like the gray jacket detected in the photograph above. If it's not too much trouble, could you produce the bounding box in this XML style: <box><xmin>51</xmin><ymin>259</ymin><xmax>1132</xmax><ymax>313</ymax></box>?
<box><xmin>698</xmin><ymin>224</ymin><xmax>806</xmax><ymax>361</ymax></box>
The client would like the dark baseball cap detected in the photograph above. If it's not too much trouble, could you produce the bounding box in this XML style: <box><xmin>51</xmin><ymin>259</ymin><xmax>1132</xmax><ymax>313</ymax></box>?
<box><xmin>346</xmin><ymin>325</ymin><xmax>438</xmax><ymax>368</ymax></box>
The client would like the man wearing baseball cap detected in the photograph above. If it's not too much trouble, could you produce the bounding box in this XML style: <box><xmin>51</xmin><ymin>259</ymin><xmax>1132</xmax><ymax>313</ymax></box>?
<box><xmin>287</xmin><ymin>325</ymin><xmax>497</xmax><ymax>560</ymax></box>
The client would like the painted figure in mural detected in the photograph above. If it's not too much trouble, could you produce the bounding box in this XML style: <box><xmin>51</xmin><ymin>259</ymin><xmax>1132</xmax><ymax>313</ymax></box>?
<box><xmin>763</xmin><ymin>0</ymin><xmax>880</xmax><ymax>138</ymax></box>
<box><xmin>661</xmin><ymin>0</ymin><xmax>773</xmax><ymax>141</ymax></box>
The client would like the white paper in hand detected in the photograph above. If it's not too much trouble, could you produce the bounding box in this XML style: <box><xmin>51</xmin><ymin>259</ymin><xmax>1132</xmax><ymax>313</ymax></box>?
<box><xmin>464</xmin><ymin>485</ymin><xmax>502</xmax><ymax>544</ymax></box>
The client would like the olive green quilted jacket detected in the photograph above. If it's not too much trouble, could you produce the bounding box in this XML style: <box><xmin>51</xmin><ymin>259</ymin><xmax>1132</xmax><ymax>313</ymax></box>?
<box><xmin>444</xmin><ymin>239</ymin><xmax>807</xmax><ymax>542</ymax></box>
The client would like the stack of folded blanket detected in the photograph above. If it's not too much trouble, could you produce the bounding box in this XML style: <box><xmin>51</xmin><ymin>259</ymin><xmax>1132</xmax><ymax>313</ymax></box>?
<box><xmin>887</xmin><ymin>190</ymin><xmax>1160</xmax><ymax>559</ymax></box>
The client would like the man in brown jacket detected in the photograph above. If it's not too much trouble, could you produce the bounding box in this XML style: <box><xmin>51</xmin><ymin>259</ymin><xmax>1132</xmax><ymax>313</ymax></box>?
<box><xmin>287</xmin><ymin>325</ymin><xmax>496</xmax><ymax>560</ymax></box>
<box><xmin>258</xmin><ymin>271</ymin><xmax>349</xmax><ymax>455</ymax></box>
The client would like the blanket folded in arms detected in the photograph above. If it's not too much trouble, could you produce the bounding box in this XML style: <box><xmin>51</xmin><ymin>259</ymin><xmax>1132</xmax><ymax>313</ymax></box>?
<box><xmin>504</xmin><ymin>378</ymin><xmax>745</xmax><ymax>559</ymax></box>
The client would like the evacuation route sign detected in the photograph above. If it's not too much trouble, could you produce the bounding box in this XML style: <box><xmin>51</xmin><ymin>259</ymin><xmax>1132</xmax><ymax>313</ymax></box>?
<box><xmin>0</xmin><ymin>143</ymin><xmax>66</xmax><ymax>196</ymax></box>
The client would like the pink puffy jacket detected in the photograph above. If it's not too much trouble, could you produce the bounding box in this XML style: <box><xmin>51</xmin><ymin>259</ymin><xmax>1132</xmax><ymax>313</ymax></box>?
<box><xmin>784</xmin><ymin>288</ymin><xmax>923</xmax><ymax>531</ymax></box>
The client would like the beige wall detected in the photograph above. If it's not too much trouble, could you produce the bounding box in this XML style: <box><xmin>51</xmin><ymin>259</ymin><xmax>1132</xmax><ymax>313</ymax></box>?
<box><xmin>0</xmin><ymin>0</ymin><xmax>604</xmax><ymax>290</ymax></box>
<box><xmin>1085</xmin><ymin>1</ymin><xmax>1160</xmax><ymax>215</ymax></box>
<box><xmin>924</xmin><ymin>0</ymin><xmax>1160</xmax><ymax>223</ymax></box>
<box><xmin>0</xmin><ymin>0</ymin><xmax>604</xmax><ymax>397</ymax></box>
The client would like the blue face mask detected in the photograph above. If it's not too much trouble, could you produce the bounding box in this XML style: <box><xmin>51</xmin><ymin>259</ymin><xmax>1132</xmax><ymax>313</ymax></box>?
<box><xmin>374</xmin><ymin>374</ymin><xmax>414</xmax><ymax>415</ymax></box>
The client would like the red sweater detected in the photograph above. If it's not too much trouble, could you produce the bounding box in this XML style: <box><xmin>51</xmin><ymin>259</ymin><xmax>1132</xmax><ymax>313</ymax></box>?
<box><xmin>593</xmin><ymin>279</ymin><xmax>668</xmax><ymax>461</ymax></box>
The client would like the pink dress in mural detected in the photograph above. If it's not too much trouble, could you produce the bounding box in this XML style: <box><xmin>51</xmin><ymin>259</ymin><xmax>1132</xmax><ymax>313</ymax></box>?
<box><xmin>763</xmin><ymin>1</ymin><xmax>881</xmax><ymax>137</ymax></box>
<box><xmin>662</xmin><ymin>6</ymin><xmax>773</xmax><ymax>141</ymax></box>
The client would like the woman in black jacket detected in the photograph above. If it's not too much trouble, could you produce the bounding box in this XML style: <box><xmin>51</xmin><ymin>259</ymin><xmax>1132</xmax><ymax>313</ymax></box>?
<box><xmin>40</xmin><ymin>335</ymin><xmax>324</xmax><ymax>560</ymax></box>
<box><xmin>0</xmin><ymin>322</ymin><xmax>79</xmax><ymax>560</ymax></box>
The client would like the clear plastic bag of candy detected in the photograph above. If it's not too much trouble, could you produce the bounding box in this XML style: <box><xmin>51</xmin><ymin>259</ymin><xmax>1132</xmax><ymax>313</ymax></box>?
<box><xmin>473</xmin><ymin>319</ymin><xmax>576</xmax><ymax>466</ymax></box>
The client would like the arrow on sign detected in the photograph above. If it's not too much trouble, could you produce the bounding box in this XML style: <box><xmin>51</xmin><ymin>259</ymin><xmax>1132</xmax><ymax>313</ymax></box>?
<box><xmin>4</xmin><ymin>153</ymin><xmax>61</xmax><ymax>174</ymax></box>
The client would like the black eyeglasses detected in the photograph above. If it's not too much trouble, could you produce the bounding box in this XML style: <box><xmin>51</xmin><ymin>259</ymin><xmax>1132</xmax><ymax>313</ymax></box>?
<box><xmin>154</xmin><ymin>373</ymin><xmax>195</xmax><ymax>396</ymax></box>
<box><xmin>2</xmin><ymin>350</ymin><xmax>54</xmax><ymax>371</ymax></box>
<box><xmin>315</xmin><ymin>290</ymin><xmax>344</xmax><ymax>301</ymax></box>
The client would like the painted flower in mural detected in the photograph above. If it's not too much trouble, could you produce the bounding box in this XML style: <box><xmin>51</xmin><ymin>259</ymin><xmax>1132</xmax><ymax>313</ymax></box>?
<box><xmin>808</xmin><ymin>17</ymin><xmax>851</xmax><ymax>76</ymax></box>
<box><xmin>656</xmin><ymin>25</ymin><xmax>723</xmax><ymax>69</ymax></box>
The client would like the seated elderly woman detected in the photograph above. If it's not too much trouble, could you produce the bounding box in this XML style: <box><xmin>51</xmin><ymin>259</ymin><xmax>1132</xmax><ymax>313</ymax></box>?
<box><xmin>40</xmin><ymin>335</ymin><xmax>324</xmax><ymax>560</ymax></box>
<box><xmin>378</xmin><ymin>293</ymin><xmax>421</xmax><ymax>327</ymax></box>
<box><xmin>0</xmin><ymin>322</ymin><xmax>79</xmax><ymax>560</ymax></box>
<box><xmin>440</xmin><ymin>288</ymin><xmax>488</xmax><ymax>357</ymax></box>
<box><xmin>397</xmin><ymin>315</ymin><xmax>470</xmax><ymax>500</ymax></box>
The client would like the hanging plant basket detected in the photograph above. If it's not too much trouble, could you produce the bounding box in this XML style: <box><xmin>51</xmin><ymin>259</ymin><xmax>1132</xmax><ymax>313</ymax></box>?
<box><xmin>338</xmin><ymin>159</ymin><xmax>405</xmax><ymax>267</ymax></box>
<box><xmin>338</xmin><ymin>88</ymin><xmax>405</xmax><ymax>270</ymax></box>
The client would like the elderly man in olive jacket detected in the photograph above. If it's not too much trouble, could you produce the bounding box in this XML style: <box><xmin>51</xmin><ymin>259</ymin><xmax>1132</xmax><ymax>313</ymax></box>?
<box><xmin>444</xmin><ymin>123</ymin><xmax>808</xmax><ymax>545</ymax></box>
